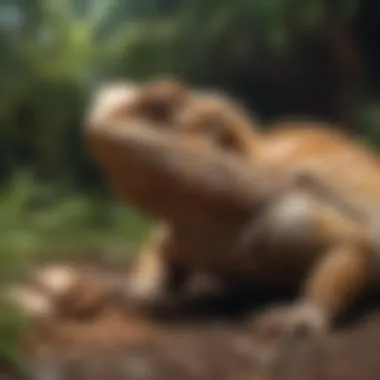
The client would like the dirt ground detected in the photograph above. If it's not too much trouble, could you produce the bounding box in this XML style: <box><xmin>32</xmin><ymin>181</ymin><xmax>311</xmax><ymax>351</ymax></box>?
<box><xmin>4</xmin><ymin>261</ymin><xmax>380</xmax><ymax>380</ymax></box>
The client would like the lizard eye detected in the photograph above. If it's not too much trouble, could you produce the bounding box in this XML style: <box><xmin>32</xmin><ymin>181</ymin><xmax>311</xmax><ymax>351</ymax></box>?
<box><xmin>145</xmin><ymin>100</ymin><xmax>172</xmax><ymax>123</ymax></box>
<box><xmin>199</xmin><ymin>120</ymin><xmax>231</xmax><ymax>149</ymax></box>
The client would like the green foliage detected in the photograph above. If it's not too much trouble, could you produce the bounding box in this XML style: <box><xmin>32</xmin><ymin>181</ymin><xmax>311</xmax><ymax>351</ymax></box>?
<box><xmin>356</xmin><ymin>102</ymin><xmax>380</xmax><ymax>148</ymax></box>
<box><xmin>0</xmin><ymin>172</ymin><xmax>151</xmax><ymax>285</ymax></box>
<box><xmin>0</xmin><ymin>305</ymin><xmax>29</xmax><ymax>370</ymax></box>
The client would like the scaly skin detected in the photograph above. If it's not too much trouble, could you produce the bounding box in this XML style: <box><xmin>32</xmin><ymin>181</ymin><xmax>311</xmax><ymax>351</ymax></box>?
<box><xmin>85</xmin><ymin>81</ymin><xmax>380</xmax><ymax>338</ymax></box>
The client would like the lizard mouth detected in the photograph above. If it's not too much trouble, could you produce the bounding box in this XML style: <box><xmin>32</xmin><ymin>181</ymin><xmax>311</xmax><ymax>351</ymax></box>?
<box><xmin>85</xmin><ymin>110</ymin><xmax>283</xmax><ymax>221</ymax></box>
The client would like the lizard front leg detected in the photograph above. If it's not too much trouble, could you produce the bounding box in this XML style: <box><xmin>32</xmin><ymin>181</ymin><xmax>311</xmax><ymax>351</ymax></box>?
<box><xmin>252</xmin><ymin>200</ymin><xmax>373</xmax><ymax>339</ymax></box>
<box><xmin>125</xmin><ymin>223</ymin><xmax>190</xmax><ymax>312</ymax></box>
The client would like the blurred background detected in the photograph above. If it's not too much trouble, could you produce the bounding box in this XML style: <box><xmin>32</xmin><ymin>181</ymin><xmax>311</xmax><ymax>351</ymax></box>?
<box><xmin>1</xmin><ymin>0</ymin><xmax>380</xmax><ymax>368</ymax></box>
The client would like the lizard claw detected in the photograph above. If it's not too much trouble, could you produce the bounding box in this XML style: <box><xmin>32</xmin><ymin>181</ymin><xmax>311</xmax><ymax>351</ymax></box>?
<box><xmin>252</xmin><ymin>302</ymin><xmax>328</xmax><ymax>342</ymax></box>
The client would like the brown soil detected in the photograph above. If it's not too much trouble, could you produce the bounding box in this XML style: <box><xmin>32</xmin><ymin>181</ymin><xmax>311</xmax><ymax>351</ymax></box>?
<box><xmin>5</xmin><ymin>262</ymin><xmax>380</xmax><ymax>380</ymax></box>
